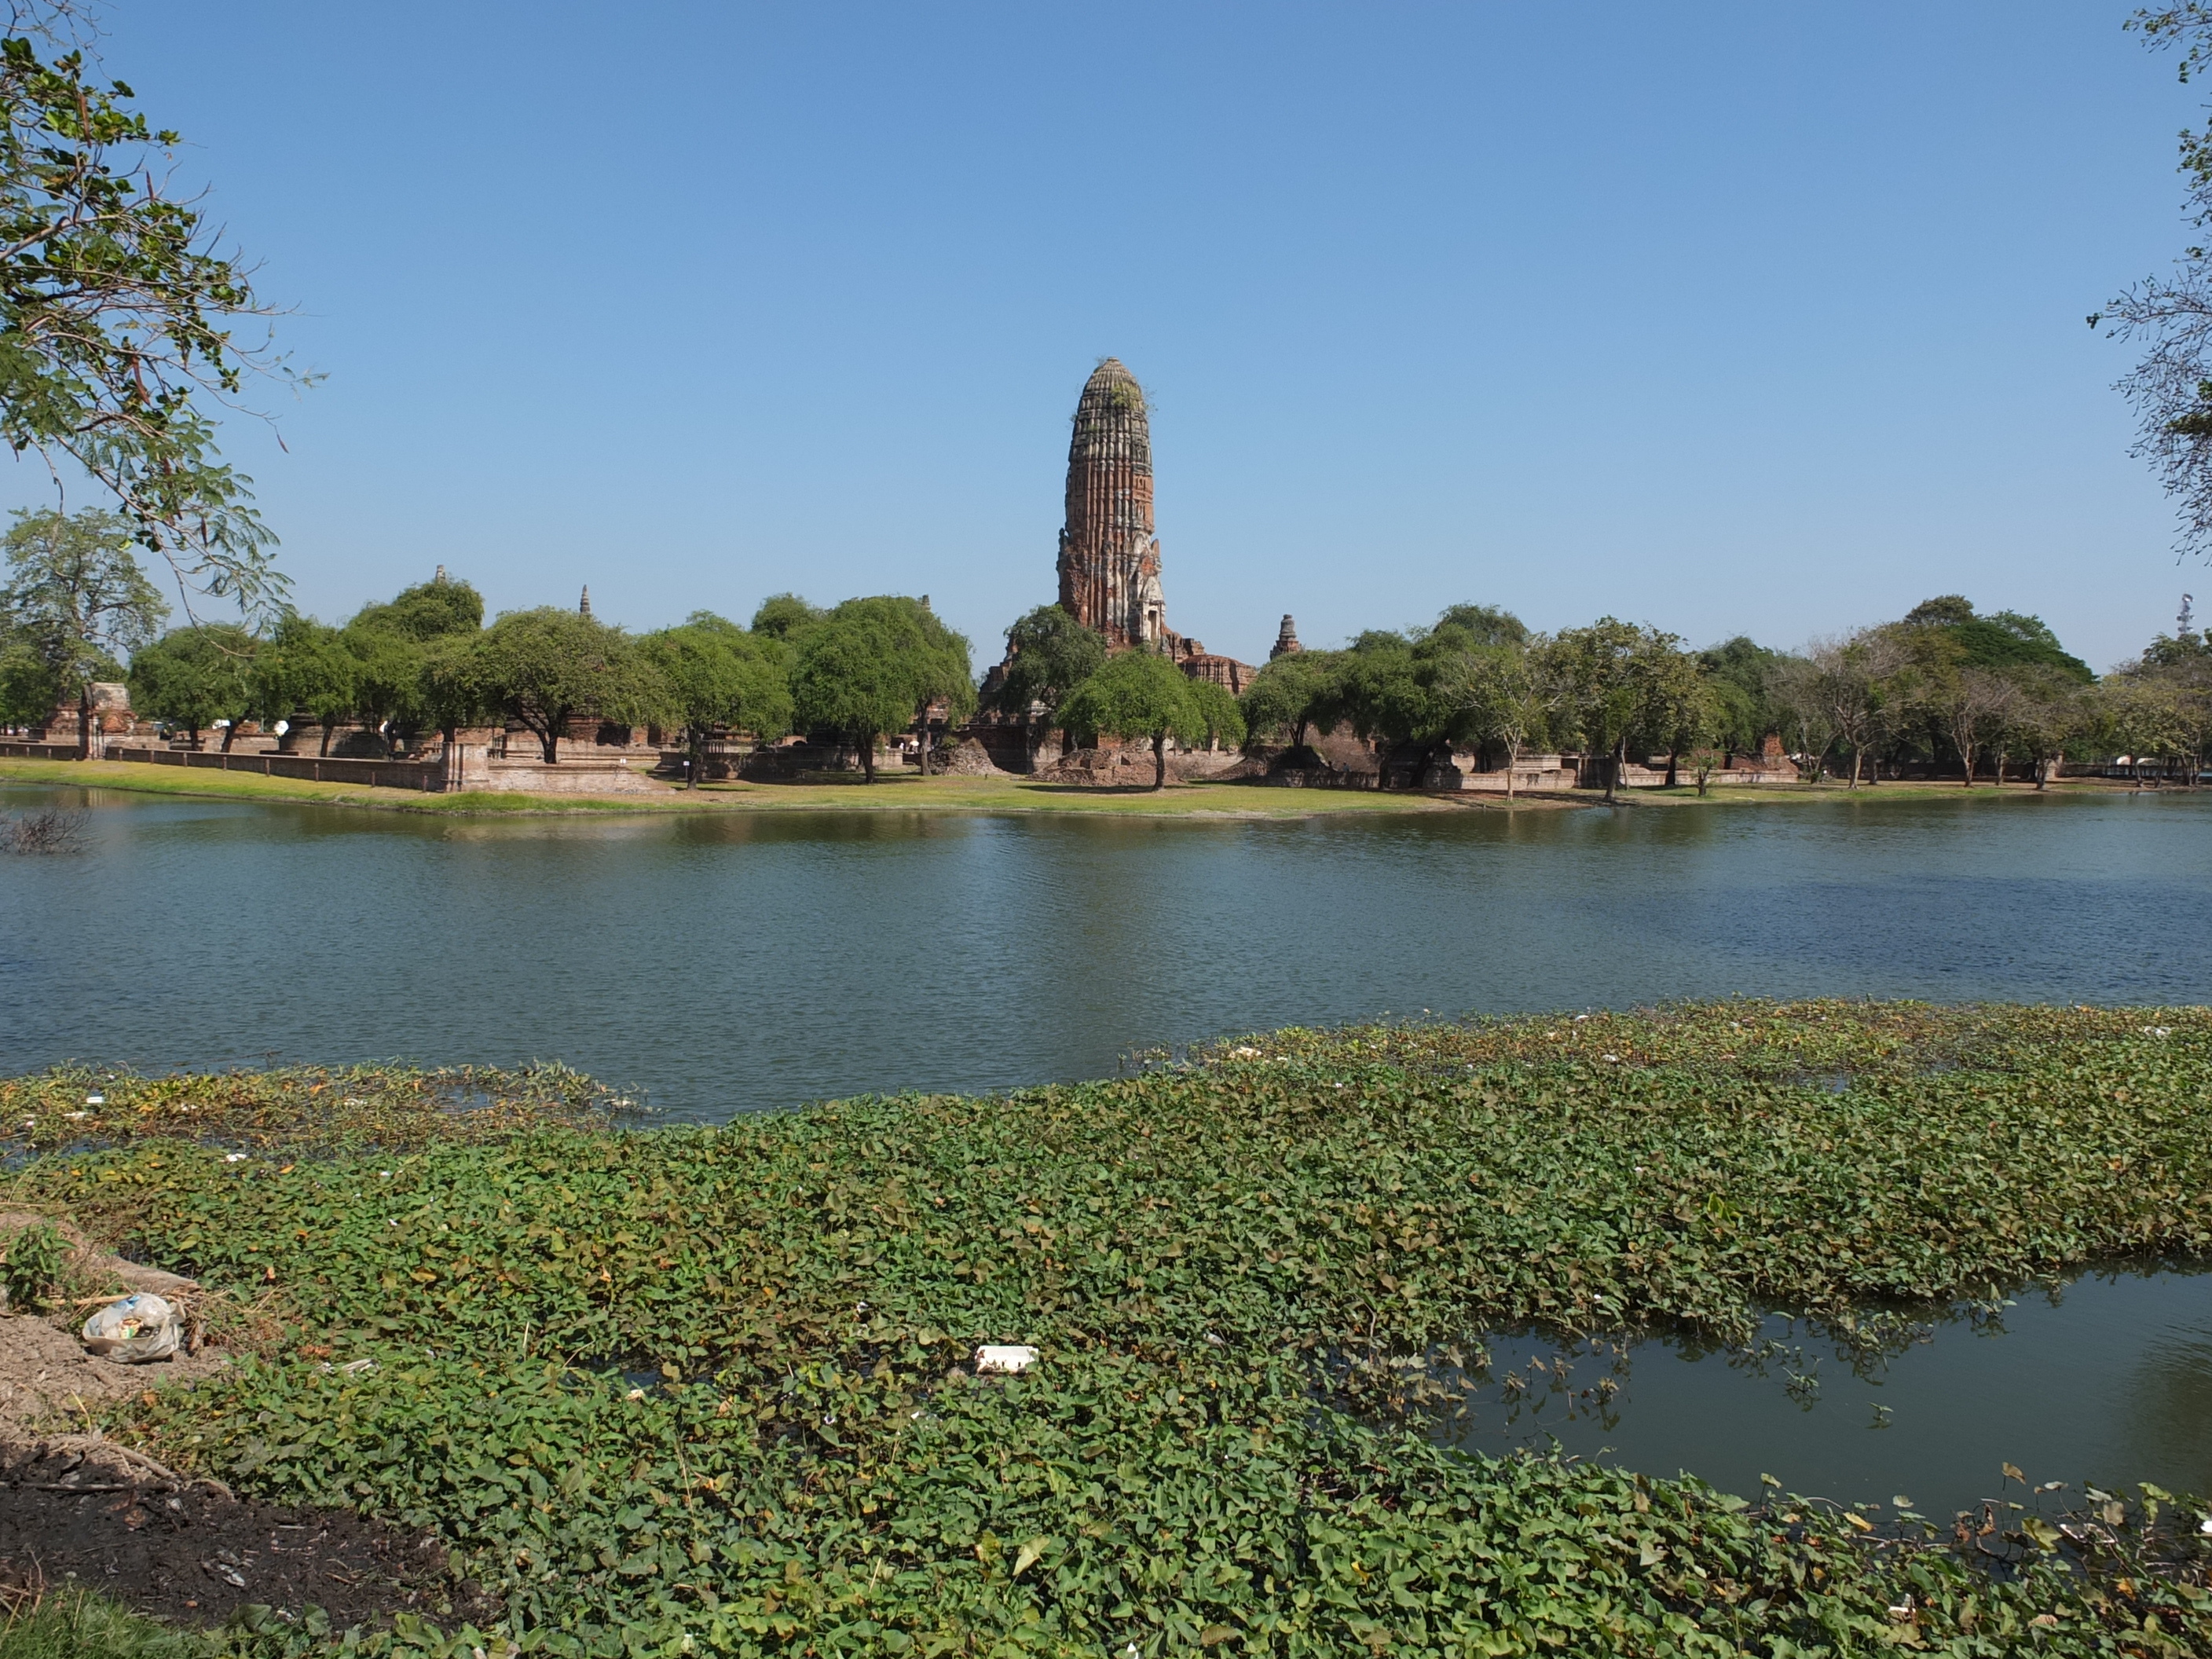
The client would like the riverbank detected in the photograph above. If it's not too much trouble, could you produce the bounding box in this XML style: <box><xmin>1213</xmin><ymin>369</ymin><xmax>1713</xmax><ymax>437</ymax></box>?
<box><xmin>3</xmin><ymin>1002</ymin><xmax>2209</xmax><ymax>1655</ymax></box>
<box><xmin>0</xmin><ymin>756</ymin><xmax>1475</xmax><ymax>818</ymax></box>
<box><xmin>0</xmin><ymin>753</ymin><xmax>2154</xmax><ymax>821</ymax></box>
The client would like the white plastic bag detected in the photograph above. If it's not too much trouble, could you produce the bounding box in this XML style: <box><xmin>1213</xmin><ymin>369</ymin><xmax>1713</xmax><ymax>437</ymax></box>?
<box><xmin>81</xmin><ymin>1292</ymin><xmax>181</xmax><ymax>1363</ymax></box>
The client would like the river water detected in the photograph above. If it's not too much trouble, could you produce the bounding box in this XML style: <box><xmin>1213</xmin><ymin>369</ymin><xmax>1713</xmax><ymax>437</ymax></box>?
<box><xmin>4</xmin><ymin>785</ymin><xmax>2210</xmax><ymax>1113</ymax></box>
<box><xmin>5</xmin><ymin>782</ymin><xmax>2212</xmax><ymax>1511</ymax></box>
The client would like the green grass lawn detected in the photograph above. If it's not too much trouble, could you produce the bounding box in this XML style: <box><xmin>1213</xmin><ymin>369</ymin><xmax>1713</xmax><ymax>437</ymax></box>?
<box><xmin>5</xmin><ymin>753</ymin><xmax>2151</xmax><ymax>822</ymax></box>
<box><xmin>0</xmin><ymin>756</ymin><xmax>1472</xmax><ymax>818</ymax></box>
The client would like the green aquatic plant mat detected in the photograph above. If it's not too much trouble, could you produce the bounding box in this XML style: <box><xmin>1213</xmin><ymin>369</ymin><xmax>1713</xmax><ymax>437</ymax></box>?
<box><xmin>6</xmin><ymin>1002</ymin><xmax>2212</xmax><ymax>1655</ymax></box>
<box><xmin>0</xmin><ymin>1060</ymin><xmax>627</xmax><ymax>1156</ymax></box>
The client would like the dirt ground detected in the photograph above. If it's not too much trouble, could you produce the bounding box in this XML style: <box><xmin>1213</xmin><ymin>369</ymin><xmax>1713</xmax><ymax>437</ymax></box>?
<box><xmin>0</xmin><ymin>1293</ymin><xmax>233</xmax><ymax>1434</ymax></box>
<box><xmin>0</xmin><ymin>1441</ymin><xmax>498</xmax><ymax>1631</ymax></box>
<box><xmin>1</xmin><ymin>1220</ymin><xmax>496</xmax><ymax>1632</ymax></box>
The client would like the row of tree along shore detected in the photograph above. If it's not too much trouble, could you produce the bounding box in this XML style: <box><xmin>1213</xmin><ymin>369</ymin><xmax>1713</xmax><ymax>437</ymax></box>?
<box><xmin>2</xmin><ymin>507</ymin><xmax>2205</xmax><ymax>793</ymax></box>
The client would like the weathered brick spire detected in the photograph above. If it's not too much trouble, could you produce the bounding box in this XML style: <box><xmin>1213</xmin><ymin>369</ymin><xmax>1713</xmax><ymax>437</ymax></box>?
<box><xmin>1057</xmin><ymin>359</ymin><xmax>1166</xmax><ymax>650</ymax></box>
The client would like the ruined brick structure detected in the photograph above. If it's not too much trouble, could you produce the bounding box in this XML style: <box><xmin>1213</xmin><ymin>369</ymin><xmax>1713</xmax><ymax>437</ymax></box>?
<box><xmin>1052</xmin><ymin>359</ymin><xmax>1258</xmax><ymax>687</ymax></box>
<box><xmin>1057</xmin><ymin>359</ymin><xmax>1166</xmax><ymax>650</ymax></box>
<box><xmin>1169</xmin><ymin>637</ymin><xmax>1261</xmax><ymax>694</ymax></box>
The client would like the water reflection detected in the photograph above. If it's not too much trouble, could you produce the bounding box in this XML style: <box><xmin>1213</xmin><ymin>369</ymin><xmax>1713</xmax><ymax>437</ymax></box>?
<box><xmin>3</xmin><ymin>787</ymin><xmax>2210</xmax><ymax>1115</ymax></box>
<box><xmin>1445</xmin><ymin>1267</ymin><xmax>2212</xmax><ymax>1515</ymax></box>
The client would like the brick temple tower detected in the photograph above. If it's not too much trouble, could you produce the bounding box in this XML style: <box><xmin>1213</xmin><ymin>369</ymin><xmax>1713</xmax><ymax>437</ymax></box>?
<box><xmin>1057</xmin><ymin>359</ymin><xmax>1166</xmax><ymax>650</ymax></box>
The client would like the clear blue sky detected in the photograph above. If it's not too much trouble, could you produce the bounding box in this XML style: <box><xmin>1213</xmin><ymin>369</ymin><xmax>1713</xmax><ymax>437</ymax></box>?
<box><xmin>28</xmin><ymin>2</ymin><xmax>2207</xmax><ymax>671</ymax></box>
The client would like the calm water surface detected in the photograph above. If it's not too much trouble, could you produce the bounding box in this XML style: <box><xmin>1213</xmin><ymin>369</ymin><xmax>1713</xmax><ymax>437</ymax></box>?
<box><xmin>3</xmin><ymin>786</ymin><xmax>2210</xmax><ymax>1115</ymax></box>
<box><xmin>1455</xmin><ymin>1267</ymin><xmax>2212</xmax><ymax>1520</ymax></box>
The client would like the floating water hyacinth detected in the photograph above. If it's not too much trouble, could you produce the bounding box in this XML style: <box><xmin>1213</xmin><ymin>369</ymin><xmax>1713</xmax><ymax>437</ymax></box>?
<box><xmin>2</xmin><ymin>999</ymin><xmax>2209</xmax><ymax>1653</ymax></box>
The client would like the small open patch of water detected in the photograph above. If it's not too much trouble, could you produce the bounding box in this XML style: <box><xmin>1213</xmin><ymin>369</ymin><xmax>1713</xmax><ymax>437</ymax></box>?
<box><xmin>1441</xmin><ymin>1265</ymin><xmax>2212</xmax><ymax>1518</ymax></box>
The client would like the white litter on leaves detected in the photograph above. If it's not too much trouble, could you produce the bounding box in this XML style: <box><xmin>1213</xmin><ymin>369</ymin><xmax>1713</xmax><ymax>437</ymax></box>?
<box><xmin>84</xmin><ymin>1093</ymin><xmax>103</xmax><ymax>1105</ymax></box>
<box><xmin>225</xmin><ymin>1152</ymin><xmax>247</xmax><ymax>1163</ymax></box>
<box><xmin>975</xmin><ymin>1344</ymin><xmax>1039</xmax><ymax>1374</ymax></box>
<box><xmin>82</xmin><ymin>1293</ymin><xmax>181</xmax><ymax>1362</ymax></box>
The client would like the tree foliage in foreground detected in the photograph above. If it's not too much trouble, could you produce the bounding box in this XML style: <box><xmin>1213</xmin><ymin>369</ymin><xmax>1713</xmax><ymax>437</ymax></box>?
<box><xmin>2101</xmin><ymin>7</ymin><xmax>2212</xmax><ymax>557</ymax></box>
<box><xmin>0</xmin><ymin>27</ymin><xmax>298</xmax><ymax>615</ymax></box>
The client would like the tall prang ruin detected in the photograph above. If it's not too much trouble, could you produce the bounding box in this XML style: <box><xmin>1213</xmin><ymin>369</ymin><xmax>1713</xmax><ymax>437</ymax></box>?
<box><xmin>967</xmin><ymin>358</ymin><xmax>1269</xmax><ymax>772</ymax></box>
<box><xmin>1057</xmin><ymin>358</ymin><xmax>1166</xmax><ymax>651</ymax></box>
<box><xmin>1050</xmin><ymin>358</ymin><xmax>1258</xmax><ymax>693</ymax></box>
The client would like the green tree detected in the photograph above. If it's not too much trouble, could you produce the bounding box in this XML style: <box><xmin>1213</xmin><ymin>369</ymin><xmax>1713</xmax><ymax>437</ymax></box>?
<box><xmin>1542</xmin><ymin>618</ymin><xmax>1681</xmax><ymax>801</ymax></box>
<box><xmin>1765</xmin><ymin>654</ymin><xmax>1837</xmax><ymax>782</ymax></box>
<box><xmin>2000</xmin><ymin>665</ymin><xmax>2091</xmax><ymax>789</ymax></box>
<box><xmin>473</xmin><ymin>607</ymin><xmax>654</xmax><ymax>764</ymax></box>
<box><xmin>1430</xmin><ymin>603</ymin><xmax>1529</xmax><ymax>648</ymax></box>
<box><xmin>1329</xmin><ymin>632</ymin><xmax>1420</xmax><ymax>786</ymax></box>
<box><xmin>1639</xmin><ymin>647</ymin><xmax>1716</xmax><ymax>789</ymax></box>
<box><xmin>989</xmin><ymin>603</ymin><xmax>1105</xmax><ymax>764</ymax></box>
<box><xmin>127</xmin><ymin>622</ymin><xmax>256</xmax><ymax>748</ymax></box>
<box><xmin>1334</xmin><ymin>606</ymin><xmax>1536</xmax><ymax>787</ymax></box>
<box><xmin>1697</xmin><ymin>636</ymin><xmax>1785</xmax><ymax>760</ymax></box>
<box><xmin>1185</xmin><ymin>677</ymin><xmax>1247</xmax><ymax>754</ymax></box>
<box><xmin>248</xmin><ymin>614</ymin><xmax>357</xmax><ymax>753</ymax></box>
<box><xmin>1939</xmin><ymin>666</ymin><xmax>2017</xmax><ymax>787</ymax></box>
<box><xmin>0</xmin><ymin>31</ymin><xmax>299</xmax><ymax>614</ymax></box>
<box><xmin>1804</xmin><ymin>628</ymin><xmax>1912</xmax><ymax>788</ymax></box>
<box><xmin>1054</xmin><ymin>648</ymin><xmax>1211</xmax><ymax>789</ymax></box>
<box><xmin>2096</xmin><ymin>672</ymin><xmax>2189</xmax><ymax>782</ymax></box>
<box><xmin>640</xmin><ymin>613</ymin><xmax>793</xmax><ymax>788</ymax></box>
<box><xmin>0</xmin><ymin>506</ymin><xmax>163</xmax><ymax>755</ymax></box>
<box><xmin>338</xmin><ymin>618</ymin><xmax>423</xmax><ymax>753</ymax></box>
<box><xmin>2100</xmin><ymin>626</ymin><xmax>2212</xmax><ymax>783</ymax></box>
<box><xmin>349</xmin><ymin>574</ymin><xmax>484</xmax><ymax>643</ymax></box>
<box><xmin>335</xmin><ymin>575</ymin><xmax>485</xmax><ymax>752</ymax></box>
<box><xmin>1239</xmin><ymin>649</ymin><xmax>1345</xmax><ymax>753</ymax></box>
<box><xmin>751</xmin><ymin>592</ymin><xmax>825</xmax><ymax>645</ymax></box>
<box><xmin>0</xmin><ymin>610</ymin><xmax>57</xmax><ymax>728</ymax></box>
<box><xmin>415</xmin><ymin>632</ymin><xmax>493</xmax><ymax>748</ymax></box>
<box><xmin>790</xmin><ymin>596</ymin><xmax>972</xmax><ymax>782</ymax></box>
<box><xmin>1900</xmin><ymin>596</ymin><xmax>2093</xmax><ymax>683</ymax></box>
<box><xmin>1451</xmin><ymin>640</ymin><xmax>1551</xmax><ymax>797</ymax></box>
